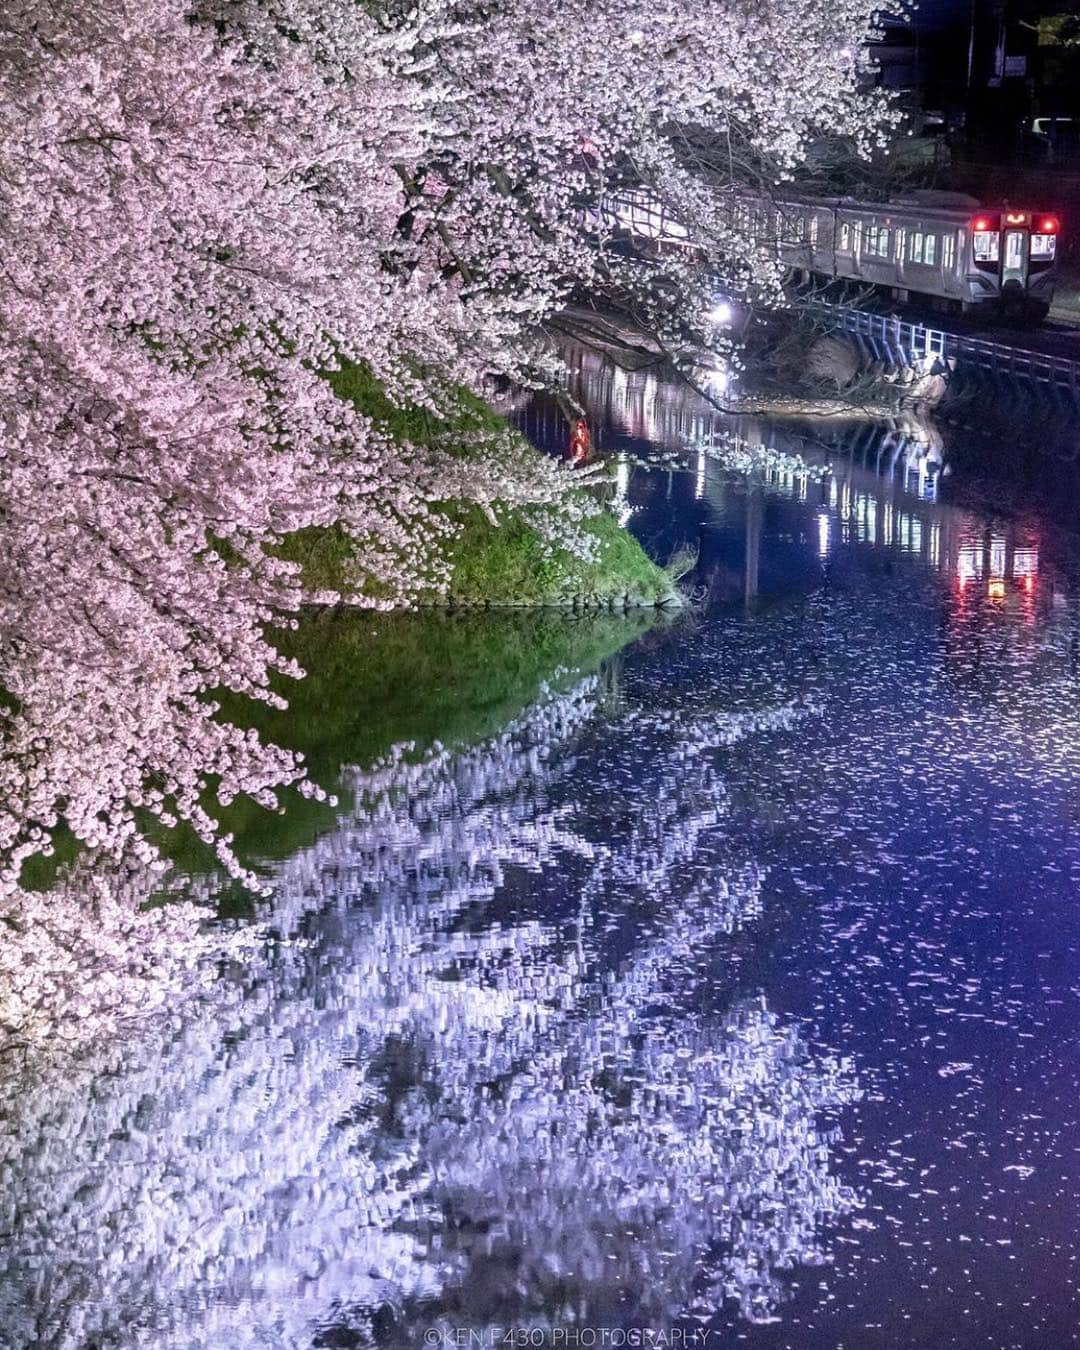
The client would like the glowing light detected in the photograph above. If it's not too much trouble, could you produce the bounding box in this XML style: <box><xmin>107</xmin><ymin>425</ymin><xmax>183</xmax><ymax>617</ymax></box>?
<box><xmin>988</xmin><ymin>578</ymin><xmax>1005</xmax><ymax>600</ymax></box>
<box><xmin>569</xmin><ymin>417</ymin><xmax>593</xmax><ymax>464</ymax></box>
<box><xmin>703</xmin><ymin>365</ymin><xmax>730</xmax><ymax>397</ymax></box>
<box><xmin>817</xmin><ymin>511</ymin><xmax>830</xmax><ymax>559</ymax></box>
<box><xmin>707</xmin><ymin>300</ymin><xmax>733</xmax><ymax>326</ymax></box>
<box><xmin>1039</xmin><ymin>216</ymin><xmax>1059</xmax><ymax>234</ymax></box>
<box><xmin>957</xmin><ymin>545</ymin><xmax>981</xmax><ymax>582</ymax></box>
<box><xmin>613</xmin><ymin>456</ymin><xmax>633</xmax><ymax>526</ymax></box>
<box><xmin>695</xmin><ymin>451</ymin><xmax>707</xmax><ymax>499</ymax></box>
<box><xmin>972</xmin><ymin>216</ymin><xmax>991</xmax><ymax>232</ymax></box>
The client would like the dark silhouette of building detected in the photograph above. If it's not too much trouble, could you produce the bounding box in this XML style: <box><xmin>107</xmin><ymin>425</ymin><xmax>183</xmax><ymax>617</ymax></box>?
<box><xmin>872</xmin><ymin>2</ymin><xmax>1080</xmax><ymax>165</ymax></box>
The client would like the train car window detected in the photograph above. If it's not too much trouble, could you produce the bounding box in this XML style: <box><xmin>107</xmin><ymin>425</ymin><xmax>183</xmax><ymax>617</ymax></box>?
<box><xmin>924</xmin><ymin>235</ymin><xmax>937</xmax><ymax>266</ymax></box>
<box><xmin>866</xmin><ymin>225</ymin><xmax>888</xmax><ymax>258</ymax></box>
<box><xmin>942</xmin><ymin>233</ymin><xmax>956</xmax><ymax>269</ymax></box>
<box><xmin>839</xmin><ymin>222</ymin><xmax>851</xmax><ymax>251</ymax></box>
<box><xmin>634</xmin><ymin>202</ymin><xmax>660</xmax><ymax>240</ymax></box>
<box><xmin>911</xmin><ymin>232</ymin><xmax>924</xmax><ymax>264</ymax></box>
<box><xmin>894</xmin><ymin>230</ymin><xmax>906</xmax><ymax>262</ymax></box>
<box><xmin>809</xmin><ymin>217</ymin><xmax>819</xmax><ymax>248</ymax></box>
<box><xmin>853</xmin><ymin>221</ymin><xmax>863</xmax><ymax>253</ymax></box>
<box><xmin>1031</xmin><ymin>233</ymin><xmax>1057</xmax><ymax>259</ymax></box>
<box><xmin>973</xmin><ymin>230</ymin><xmax>999</xmax><ymax>262</ymax></box>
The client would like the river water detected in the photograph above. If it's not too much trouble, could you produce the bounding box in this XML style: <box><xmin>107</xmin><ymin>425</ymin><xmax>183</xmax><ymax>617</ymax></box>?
<box><xmin>4</xmin><ymin>354</ymin><xmax>1080</xmax><ymax>1348</ymax></box>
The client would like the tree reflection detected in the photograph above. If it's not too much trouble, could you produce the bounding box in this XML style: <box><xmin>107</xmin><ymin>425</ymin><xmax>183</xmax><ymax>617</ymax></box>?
<box><xmin>0</xmin><ymin>678</ymin><xmax>858</xmax><ymax>1347</ymax></box>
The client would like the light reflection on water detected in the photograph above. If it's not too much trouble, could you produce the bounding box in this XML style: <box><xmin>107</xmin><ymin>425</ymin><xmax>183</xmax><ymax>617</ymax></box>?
<box><xmin>515</xmin><ymin>350</ymin><xmax>1080</xmax><ymax>1347</ymax></box>
<box><xmin>0</xmin><ymin>680</ymin><xmax>857</xmax><ymax>1348</ymax></box>
<box><xmin>515</xmin><ymin>344</ymin><xmax>1052</xmax><ymax>614</ymax></box>
<box><xmin>5</xmin><ymin>353</ymin><xmax>1080</xmax><ymax>1346</ymax></box>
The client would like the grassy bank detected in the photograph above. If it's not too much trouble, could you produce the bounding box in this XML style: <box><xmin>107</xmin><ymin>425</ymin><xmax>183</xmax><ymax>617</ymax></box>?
<box><xmin>279</xmin><ymin>362</ymin><xmax>678</xmax><ymax>609</ymax></box>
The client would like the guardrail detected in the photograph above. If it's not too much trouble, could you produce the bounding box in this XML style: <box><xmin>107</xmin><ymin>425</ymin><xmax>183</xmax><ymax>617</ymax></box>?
<box><xmin>819</xmin><ymin>306</ymin><xmax>1080</xmax><ymax>404</ymax></box>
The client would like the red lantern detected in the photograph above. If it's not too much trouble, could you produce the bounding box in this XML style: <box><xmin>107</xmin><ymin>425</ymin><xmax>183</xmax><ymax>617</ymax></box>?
<box><xmin>569</xmin><ymin>418</ymin><xmax>592</xmax><ymax>463</ymax></box>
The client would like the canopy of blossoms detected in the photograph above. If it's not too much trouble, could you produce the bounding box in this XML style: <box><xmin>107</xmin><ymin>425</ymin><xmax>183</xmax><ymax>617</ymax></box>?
<box><xmin>0</xmin><ymin>0</ymin><xmax>885</xmax><ymax>887</ymax></box>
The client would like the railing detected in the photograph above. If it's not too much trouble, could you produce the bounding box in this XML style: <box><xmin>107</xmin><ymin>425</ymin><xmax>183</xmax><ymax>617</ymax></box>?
<box><xmin>819</xmin><ymin>306</ymin><xmax>1080</xmax><ymax>402</ymax></box>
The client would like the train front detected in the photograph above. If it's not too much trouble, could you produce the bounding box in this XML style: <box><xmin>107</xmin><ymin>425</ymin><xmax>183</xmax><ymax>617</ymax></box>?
<box><xmin>968</xmin><ymin>210</ymin><xmax>1060</xmax><ymax>322</ymax></box>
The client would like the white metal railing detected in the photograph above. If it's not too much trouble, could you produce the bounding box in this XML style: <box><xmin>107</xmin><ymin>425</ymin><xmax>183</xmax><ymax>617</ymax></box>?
<box><xmin>821</xmin><ymin>305</ymin><xmax>1080</xmax><ymax>398</ymax></box>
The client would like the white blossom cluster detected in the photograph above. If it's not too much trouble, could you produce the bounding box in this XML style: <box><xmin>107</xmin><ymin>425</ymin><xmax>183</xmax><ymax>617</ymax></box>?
<box><xmin>693</xmin><ymin>432</ymin><xmax>834</xmax><ymax>481</ymax></box>
<box><xmin>0</xmin><ymin>677</ymin><xmax>857</xmax><ymax>1346</ymax></box>
<box><xmin>0</xmin><ymin>860</ymin><xmax>259</xmax><ymax>1056</ymax></box>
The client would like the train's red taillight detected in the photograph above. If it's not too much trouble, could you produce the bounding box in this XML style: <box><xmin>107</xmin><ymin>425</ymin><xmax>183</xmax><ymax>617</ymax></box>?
<box><xmin>972</xmin><ymin>216</ymin><xmax>991</xmax><ymax>232</ymax></box>
<box><xmin>1039</xmin><ymin>216</ymin><xmax>1059</xmax><ymax>234</ymax></box>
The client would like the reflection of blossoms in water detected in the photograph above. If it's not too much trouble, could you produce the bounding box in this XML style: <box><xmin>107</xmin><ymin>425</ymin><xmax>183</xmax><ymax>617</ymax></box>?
<box><xmin>0</xmin><ymin>679</ymin><xmax>858</xmax><ymax>1348</ymax></box>
<box><xmin>0</xmin><ymin>861</ymin><xmax>254</xmax><ymax>1055</ymax></box>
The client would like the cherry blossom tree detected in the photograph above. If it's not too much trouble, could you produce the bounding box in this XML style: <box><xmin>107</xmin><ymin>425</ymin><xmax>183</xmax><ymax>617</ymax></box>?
<box><xmin>0</xmin><ymin>0</ymin><xmax>590</xmax><ymax>894</ymax></box>
<box><xmin>0</xmin><ymin>0</ymin><xmax>886</xmax><ymax>890</ymax></box>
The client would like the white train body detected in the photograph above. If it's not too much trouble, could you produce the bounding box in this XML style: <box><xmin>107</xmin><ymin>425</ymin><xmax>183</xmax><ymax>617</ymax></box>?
<box><xmin>772</xmin><ymin>195</ymin><xmax>1059</xmax><ymax>322</ymax></box>
<box><xmin>595</xmin><ymin>189</ymin><xmax>1061</xmax><ymax>323</ymax></box>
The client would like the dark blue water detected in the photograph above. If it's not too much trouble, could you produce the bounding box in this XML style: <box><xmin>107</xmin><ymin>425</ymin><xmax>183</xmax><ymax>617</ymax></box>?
<box><xmin>518</xmin><ymin>351</ymin><xmax>1080</xmax><ymax>1348</ymax></box>
<box><xmin>4</xmin><ymin>355</ymin><xmax>1080</xmax><ymax>1348</ymax></box>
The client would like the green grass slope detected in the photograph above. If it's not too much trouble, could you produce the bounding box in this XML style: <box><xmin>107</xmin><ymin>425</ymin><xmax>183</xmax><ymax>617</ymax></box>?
<box><xmin>279</xmin><ymin>362</ymin><xmax>678</xmax><ymax>608</ymax></box>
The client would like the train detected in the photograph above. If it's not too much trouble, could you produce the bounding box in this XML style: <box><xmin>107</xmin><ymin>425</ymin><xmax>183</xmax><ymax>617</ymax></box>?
<box><xmin>594</xmin><ymin>188</ymin><xmax>1062</xmax><ymax>324</ymax></box>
